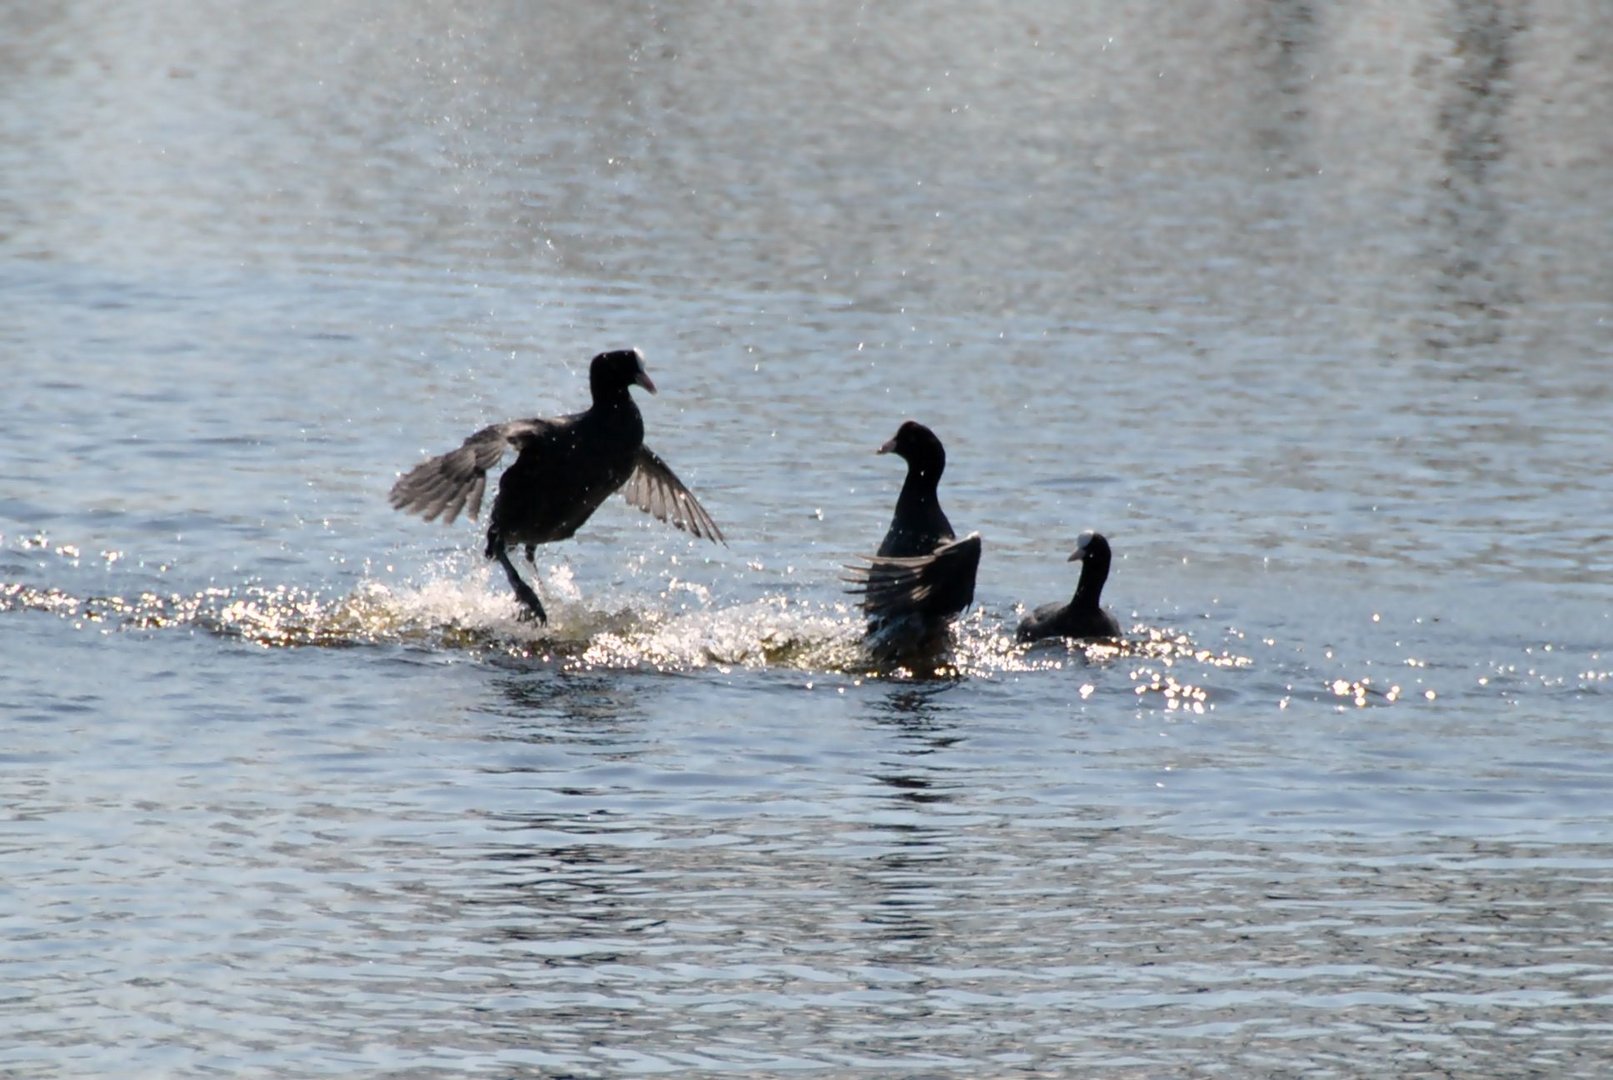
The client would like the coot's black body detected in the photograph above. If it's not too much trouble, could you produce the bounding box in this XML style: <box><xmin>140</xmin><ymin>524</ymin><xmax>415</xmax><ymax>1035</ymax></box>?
<box><xmin>389</xmin><ymin>349</ymin><xmax>722</xmax><ymax>622</ymax></box>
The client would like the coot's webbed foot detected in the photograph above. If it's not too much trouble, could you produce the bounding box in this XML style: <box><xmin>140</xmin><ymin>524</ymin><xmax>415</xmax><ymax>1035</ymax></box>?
<box><xmin>492</xmin><ymin>543</ymin><xmax>547</xmax><ymax>624</ymax></box>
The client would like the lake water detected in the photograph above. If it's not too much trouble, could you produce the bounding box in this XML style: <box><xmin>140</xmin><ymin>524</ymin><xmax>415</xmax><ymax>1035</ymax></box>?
<box><xmin>4</xmin><ymin>2</ymin><xmax>1612</xmax><ymax>1076</ymax></box>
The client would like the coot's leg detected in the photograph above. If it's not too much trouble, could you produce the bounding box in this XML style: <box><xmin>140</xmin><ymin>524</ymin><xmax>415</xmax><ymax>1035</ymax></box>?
<box><xmin>487</xmin><ymin>531</ymin><xmax>547</xmax><ymax>623</ymax></box>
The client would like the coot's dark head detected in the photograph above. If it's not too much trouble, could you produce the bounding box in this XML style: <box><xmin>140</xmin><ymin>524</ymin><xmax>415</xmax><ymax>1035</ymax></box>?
<box><xmin>590</xmin><ymin>348</ymin><xmax>656</xmax><ymax>398</ymax></box>
<box><xmin>1067</xmin><ymin>530</ymin><xmax>1111</xmax><ymax>565</ymax></box>
<box><xmin>878</xmin><ymin>420</ymin><xmax>946</xmax><ymax>478</ymax></box>
<box><xmin>1068</xmin><ymin>529</ymin><xmax>1114</xmax><ymax>606</ymax></box>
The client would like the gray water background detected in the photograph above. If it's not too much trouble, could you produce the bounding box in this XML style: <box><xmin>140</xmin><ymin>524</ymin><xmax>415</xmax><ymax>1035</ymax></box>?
<box><xmin>3</xmin><ymin>2</ymin><xmax>1612</xmax><ymax>1076</ymax></box>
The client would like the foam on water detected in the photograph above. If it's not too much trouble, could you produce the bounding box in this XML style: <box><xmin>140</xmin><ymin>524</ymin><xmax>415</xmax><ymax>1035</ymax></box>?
<box><xmin>16</xmin><ymin>531</ymin><xmax>1559</xmax><ymax>718</ymax></box>
<box><xmin>1</xmin><ymin>530</ymin><xmax>1259</xmax><ymax>689</ymax></box>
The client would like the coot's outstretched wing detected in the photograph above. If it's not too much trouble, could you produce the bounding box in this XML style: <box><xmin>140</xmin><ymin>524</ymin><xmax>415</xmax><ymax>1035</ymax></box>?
<box><xmin>845</xmin><ymin>532</ymin><xmax>981</xmax><ymax>623</ymax></box>
<box><xmin>389</xmin><ymin>419</ymin><xmax>555</xmax><ymax>525</ymax></box>
<box><xmin>622</xmin><ymin>446</ymin><xmax>726</xmax><ymax>544</ymax></box>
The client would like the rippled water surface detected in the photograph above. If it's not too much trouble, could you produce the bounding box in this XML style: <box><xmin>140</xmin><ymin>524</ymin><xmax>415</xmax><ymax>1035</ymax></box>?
<box><xmin>4</xmin><ymin>2</ymin><xmax>1612</xmax><ymax>1076</ymax></box>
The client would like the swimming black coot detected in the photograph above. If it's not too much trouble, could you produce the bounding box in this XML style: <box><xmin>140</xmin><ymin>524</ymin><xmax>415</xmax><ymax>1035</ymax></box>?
<box><xmin>1016</xmin><ymin>530</ymin><xmax>1122</xmax><ymax>643</ymax></box>
<box><xmin>389</xmin><ymin>348</ymin><xmax>723</xmax><ymax>622</ymax></box>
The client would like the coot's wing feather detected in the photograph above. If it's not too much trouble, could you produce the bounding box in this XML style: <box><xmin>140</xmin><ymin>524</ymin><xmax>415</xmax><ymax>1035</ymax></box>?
<box><xmin>622</xmin><ymin>445</ymin><xmax>726</xmax><ymax>544</ymax></box>
<box><xmin>845</xmin><ymin>533</ymin><xmax>981</xmax><ymax>622</ymax></box>
<box><xmin>389</xmin><ymin>419</ymin><xmax>555</xmax><ymax>524</ymax></box>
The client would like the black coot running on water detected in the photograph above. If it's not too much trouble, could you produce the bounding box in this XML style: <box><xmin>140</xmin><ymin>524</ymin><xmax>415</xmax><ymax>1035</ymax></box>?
<box><xmin>389</xmin><ymin>348</ymin><xmax>724</xmax><ymax>623</ymax></box>
<box><xmin>845</xmin><ymin>421</ymin><xmax>982</xmax><ymax>660</ymax></box>
<box><xmin>1016</xmin><ymin>530</ymin><xmax>1122</xmax><ymax>643</ymax></box>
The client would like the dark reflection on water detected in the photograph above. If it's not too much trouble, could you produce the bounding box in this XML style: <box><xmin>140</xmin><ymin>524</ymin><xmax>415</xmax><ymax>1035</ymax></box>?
<box><xmin>1418</xmin><ymin>0</ymin><xmax>1520</xmax><ymax>352</ymax></box>
<box><xmin>870</xmin><ymin>685</ymin><xmax>964</xmax><ymax>740</ymax></box>
<box><xmin>488</xmin><ymin>667</ymin><xmax>652</xmax><ymax>737</ymax></box>
<box><xmin>1250</xmin><ymin>0</ymin><xmax>1319</xmax><ymax>170</ymax></box>
<box><xmin>860</xmin><ymin>689</ymin><xmax>966</xmax><ymax>951</ymax></box>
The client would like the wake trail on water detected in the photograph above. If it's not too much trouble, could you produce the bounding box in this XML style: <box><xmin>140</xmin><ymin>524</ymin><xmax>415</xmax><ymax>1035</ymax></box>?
<box><xmin>0</xmin><ymin>531</ymin><xmax>1253</xmax><ymax>688</ymax></box>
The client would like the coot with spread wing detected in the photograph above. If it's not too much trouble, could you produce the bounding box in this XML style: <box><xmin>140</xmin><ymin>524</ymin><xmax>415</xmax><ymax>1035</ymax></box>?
<box><xmin>845</xmin><ymin>421</ymin><xmax>981</xmax><ymax>660</ymax></box>
<box><xmin>390</xmin><ymin>348</ymin><xmax>722</xmax><ymax>622</ymax></box>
